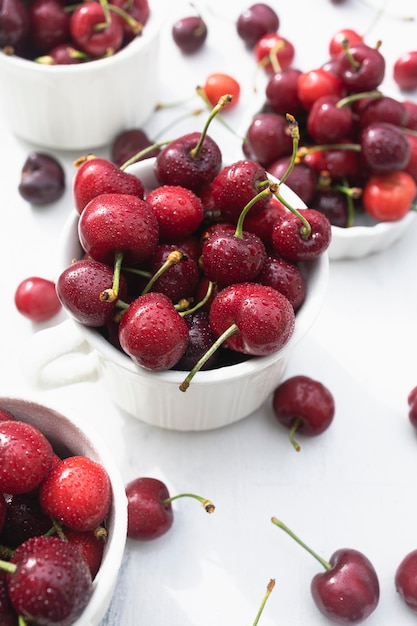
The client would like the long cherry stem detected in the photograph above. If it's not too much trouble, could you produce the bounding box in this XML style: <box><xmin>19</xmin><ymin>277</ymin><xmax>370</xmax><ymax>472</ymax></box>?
<box><xmin>252</xmin><ymin>579</ymin><xmax>276</xmax><ymax>626</ymax></box>
<box><xmin>162</xmin><ymin>493</ymin><xmax>215</xmax><ymax>513</ymax></box>
<box><xmin>190</xmin><ymin>94</ymin><xmax>233</xmax><ymax>159</ymax></box>
<box><xmin>271</xmin><ymin>517</ymin><xmax>331</xmax><ymax>571</ymax></box>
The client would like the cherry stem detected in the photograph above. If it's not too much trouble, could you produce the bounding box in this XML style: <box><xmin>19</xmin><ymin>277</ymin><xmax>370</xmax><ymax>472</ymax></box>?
<box><xmin>277</xmin><ymin>114</ymin><xmax>299</xmax><ymax>187</ymax></box>
<box><xmin>18</xmin><ymin>617</ymin><xmax>28</xmax><ymax>626</ymax></box>
<box><xmin>162</xmin><ymin>493</ymin><xmax>215</xmax><ymax>513</ymax></box>
<box><xmin>179</xmin><ymin>323</ymin><xmax>239</xmax><ymax>391</ymax></box>
<box><xmin>271</xmin><ymin>517</ymin><xmax>331</xmax><ymax>571</ymax></box>
<box><xmin>196</xmin><ymin>87</ymin><xmax>244</xmax><ymax>141</ymax></box>
<box><xmin>288</xmin><ymin>417</ymin><xmax>302</xmax><ymax>452</ymax></box>
<box><xmin>179</xmin><ymin>280</ymin><xmax>215</xmax><ymax>317</ymax></box>
<box><xmin>96</xmin><ymin>0</ymin><xmax>111</xmax><ymax>31</ymax></box>
<box><xmin>0</xmin><ymin>559</ymin><xmax>16</xmax><ymax>574</ymax></box>
<box><xmin>317</xmin><ymin>174</ymin><xmax>360</xmax><ymax>228</ymax></box>
<box><xmin>252</xmin><ymin>579</ymin><xmax>276</xmax><ymax>626</ymax></box>
<box><xmin>100</xmin><ymin>250</ymin><xmax>124</xmax><ymax>303</ymax></box>
<box><xmin>297</xmin><ymin>143</ymin><xmax>361</xmax><ymax>157</ymax></box>
<box><xmin>108</xmin><ymin>3</ymin><xmax>143</xmax><ymax>34</ymax></box>
<box><xmin>190</xmin><ymin>94</ymin><xmax>233</xmax><ymax>159</ymax></box>
<box><xmin>119</xmin><ymin>139</ymin><xmax>171</xmax><ymax>171</ymax></box>
<box><xmin>35</xmin><ymin>47</ymin><xmax>91</xmax><ymax>64</ymax></box>
<box><xmin>341</xmin><ymin>38</ymin><xmax>361</xmax><ymax>69</ymax></box>
<box><xmin>336</xmin><ymin>89</ymin><xmax>382</xmax><ymax>109</ymax></box>
<box><xmin>273</xmin><ymin>185</ymin><xmax>312</xmax><ymax>238</ymax></box>
<box><xmin>140</xmin><ymin>250</ymin><xmax>184</xmax><ymax>295</ymax></box>
<box><xmin>235</xmin><ymin>186</ymin><xmax>273</xmax><ymax>238</ymax></box>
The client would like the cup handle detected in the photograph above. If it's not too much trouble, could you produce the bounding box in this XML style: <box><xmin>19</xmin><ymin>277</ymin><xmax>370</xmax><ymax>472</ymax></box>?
<box><xmin>22</xmin><ymin>319</ymin><xmax>101</xmax><ymax>389</ymax></box>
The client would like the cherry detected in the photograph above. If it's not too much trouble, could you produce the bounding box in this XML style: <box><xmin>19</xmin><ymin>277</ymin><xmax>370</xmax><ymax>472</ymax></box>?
<box><xmin>311</xmin><ymin>188</ymin><xmax>350</xmax><ymax>228</ymax></box>
<box><xmin>301</xmin><ymin>142</ymin><xmax>361</xmax><ymax>181</ymax></box>
<box><xmin>243</xmin><ymin>195</ymin><xmax>288</xmax><ymax>247</ymax></box>
<box><xmin>360</xmin><ymin>122</ymin><xmax>411</xmax><ymax>174</ymax></box>
<box><xmin>111</xmin><ymin>127</ymin><xmax>160</xmax><ymax>167</ymax></box>
<box><xmin>408</xmin><ymin>386</ymin><xmax>417</xmax><ymax>429</ymax></box>
<box><xmin>4</xmin><ymin>535</ymin><xmax>92</xmax><ymax>625</ymax></box>
<box><xmin>202</xmin><ymin>72</ymin><xmax>240</xmax><ymax>109</ymax></box>
<box><xmin>258</xmin><ymin>255</ymin><xmax>306</xmax><ymax>311</ymax></box>
<box><xmin>125</xmin><ymin>476</ymin><xmax>214</xmax><ymax>541</ymax></box>
<box><xmin>0</xmin><ymin>420</ymin><xmax>54</xmax><ymax>495</ymax></box>
<box><xmin>109</xmin><ymin>0</ymin><xmax>149</xmax><ymax>41</ymax></box>
<box><xmin>354</xmin><ymin>95</ymin><xmax>407</xmax><ymax>130</ymax></box>
<box><xmin>254</xmin><ymin>32</ymin><xmax>295</xmax><ymax>75</ymax></box>
<box><xmin>265</xmin><ymin>68</ymin><xmax>305</xmax><ymax>116</ymax></box>
<box><xmin>145</xmin><ymin>184</ymin><xmax>204</xmax><ymax>241</ymax></box>
<box><xmin>271</xmin><ymin>517</ymin><xmax>380</xmax><ymax>624</ymax></box>
<box><xmin>404</xmin><ymin>101</ymin><xmax>417</xmax><ymax>130</ymax></box>
<box><xmin>73</xmin><ymin>155</ymin><xmax>144</xmax><ymax>215</ymax></box>
<box><xmin>271</xmin><ymin>208</ymin><xmax>332</xmax><ymax>262</ymax></box>
<box><xmin>0</xmin><ymin>409</ymin><xmax>15</xmax><ymax>422</ymax></box>
<box><xmin>267</xmin><ymin>157</ymin><xmax>318</xmax><ymax>205</ymax></box>
<box><xmin>393</xmin><ymin>50</ymin><xmax>417</xmax><ymax>91</ymax></box>
<box><xmin>18</xmin><ymin>152</ymin><xmax>65</xmax><ymax>206</ymax></box>
<box><xmin>396</xmin><ymin>549</ymin><xmax>417</xmax><ymax>612</ymax></box>
<box><xmin>297</xmin><ymin>67</ymin><xmax>344</xmax><ymax>110</ymax></box>
<box><xmin>272</xmin><ymin>375</ymin><xmax>335</xmax><ymax>451</ymax></box>
<box><xmin>118</xmin><ymin>292</ymin><xmax>190</xmax><ymax>370</ymax></box>
<box><xmin>236</xmin><ymin>3</ymin><xmax>279</xmax><ymax>48</ymax></box>
<box><xmin>78</xmin><ymin>193</ymin><xmax>159</xmax><ymax>265</ymax></box>
<box><xmin>173</xmin><ymin>311</ymin><xmax>220</xmax><ymax>371</ymax></box>
<box><xmin>56</xmin><ymin>258</ymin><xmax>128</xmax><ymax>327</ymax></box>
<box><xmin>172</xmin><ymin>14</ymin><xmax>207</xmax><ymax>53</ymax></box>
<box><xmin>336</xmin><ymin>41</ymin><xmax>386</xmax><ymax>92</ymax></box>
<box><xmin>14</xmin><ymin>276</ymin><xmax>62</xmax><ymax>322</ymax></box>
<box><xmin>328</xmin><ymin>28</ymin><xmax>363</xmax><ymax>58</ymax></box>
<box><xmin>362</xmin><ymin>170</ymin><xmax>416</xmax><ymax>222</ymax></box>
<box><xmin>405</xmin><ymin>132</ymin><xmax>417</xmax><ymax>183</ymax></box>
<box><xmin>39</xmin><ymin>455</ymin><xmax>112</xmax><ymax>532</ymax></box>
<box><xmin>146</xmin><ymin>244</ymin><xmax>200</xmax><ymax>303</ymax></box>
<box><xmin>243</xmin><ymin>112</ymin><xmax>293</xmax><ymax>166</ymax></box>
<box><xmin>69</xmin><ymin>1</ymin><xmax>124</xmax><ymax>58</ymax></box>
<box><xmin>307</xmin><ymin>94</ymin><xmax>354</xmax><ymax>144</ymax></box>
<box><xmin>0</xmin><ymin>492</ymin><xmax>53</xmax><ymax>548</ymax></box>
<box><xmin>0</xmin><ymin>0</ymin><xmax>29</xmax><ymax>49</ymax></box>
<box><xmin>28</xmin><ymin>0</ymin><xmax>70</xmax><ymax>55</ymax></box>
<box><xmin>36</xmin><ymin>42</ymin><xmax>86</xmax><ymax>64</ymax></box>
<box><xmin>64</xmin><ymin>528</ymin><xmax>105</xmax><ymax>579</ymax></box>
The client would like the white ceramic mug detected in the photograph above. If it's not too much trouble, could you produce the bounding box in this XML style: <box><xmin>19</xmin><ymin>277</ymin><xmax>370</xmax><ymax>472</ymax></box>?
<box><xmin>22</xmin><ymin>159</ymin><xmax>329</xmax><ymax>431</ymax></box>
<box><xmin>0</xmin><ymin>3</ymin><xmax>162</xmax><ymax>150</ymax></box>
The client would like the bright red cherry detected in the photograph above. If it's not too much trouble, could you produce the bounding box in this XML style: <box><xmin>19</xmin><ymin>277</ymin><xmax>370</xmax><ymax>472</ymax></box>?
<box><xmin>203</xmin><ymin>72</ymin><xmax>240</xmax><ymax>109</ymax></box>
<box><xmin>396</xmin><ymin>549</ymin><xmax>417</xmax><ymax>612</ymax></box>
<box><xmin>393</xmin><ymin>51</ymin><xmax>417</xmax><ymax>91</ymax></box>
<box><xmin>362</xmin><ymin>171</ymin><xmax>416</xmax><ymax>222</ymax></box>
<box><xmin>69</xmin><ymin>1</ymin><xmax>124</xmax><ymax>57</ymax></box>
<box><xmin>14</xmin><ymin>276</ymin><xmax>62</xmax><ymax>322</ymax></box>
<box><xmin>271</xmin><ymin>208</ymin><xmax>332</xmax><ymax>262</ymax></box>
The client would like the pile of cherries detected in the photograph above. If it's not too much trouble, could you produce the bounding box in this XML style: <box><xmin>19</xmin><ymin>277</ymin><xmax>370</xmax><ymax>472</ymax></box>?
<box><xmin>55</xmin><ymin>104</ymin><xmax>331</xmax><ymax>385</ymax></box>
<box><xmin>0</xmin><ymin>408</ymin><xmax>112</xmax><ymax>625</ymax></box>
<box><xmin>0</xmin><ymin>0</ymin><xmax>150</xmax><ymax>63</ymax></box>
<box><xmin>236</xmin><ymin>6</ymin><xmax>417</xmax><ymax>227</ymax></box>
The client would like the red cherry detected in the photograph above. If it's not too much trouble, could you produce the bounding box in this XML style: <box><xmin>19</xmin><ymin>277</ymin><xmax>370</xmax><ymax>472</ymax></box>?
<box><xmin>39</xmin><ymin>455</ymin><xmax>112</xmax><ymax>532</ymax></box>
<box><xmin>265</xmin><ymin>68</ymin><xmax>305</xmax><ymax>116</ymax></box>
<box><xmin>243</xmin><ymin>112</ymin><xmax>293</xmax><ymax>167</ymax></box>
<box><xmin>307</xmin><ymin>94</ymin><xmax>354</xmax><ymax>144</ymax></box>
<box><xmin>336</xmin><ymin>42</ymin><xmax>386</xmax><ymax>92</ymax></box>
<box><xmin>109</xmin><ymin>0</ymin><xmax>149</xmax><ymax>41</ymax></box>
<box><xmin>272</xmin><ymin>375</ymin><xmax>335</xmax><ymax>451</ymax></box>
<box><xmin>254</xmin><ymin>32</ymin><xmax>295</xmax><ymax>74</ymax></box>
<box><xmin>362</xmin><ymin>171</ymin><xmax>416</xmax><ymax>222</ymax></box>
<box><xmin>236</xmin><ymin>2</ymin><xmax>279</xmax><ymax>48</ymax></box>
<box><xmin>0</xmin><ymin>0</ymin><xmax>29</xmax><ymax>49</ymax></box>
<box><xmin>73</xmin><ymin>156</ymin><xmax>144</xmax><ymax>215</ymax></box>
<box><xmin>393</xmin><ymin>51</ymin><xmax>417</xmax><ymax>91</ymax></box>
<box><xmin>18</xmin><ymin>152</ymin><xmax>65</xmax><ymax>206</ymax></box>
<box><xmin>202</xmin><ymin>72</ymin><xmax>240</xmax><ymax>109</ymax></box>
<box><xmin>111</xmin><ymin>128</ymin><xmax>160</xmax><ymax>168</ymax></box>
<box><xmin>271</xmin><ymin>208</ymin><xmax>332</xmax><ymax>262</ymax></box>
<box><xmin>0</xmin><ymin>492</ymin><xmax>53</xmax><ymax>548</ymax></box>
<box><xmin>14</xmin><ymin>276</ymin><xmax>62</xmax><ymax>322</ymax></box>
<box><xmin>172</xmin><ymin>15</ymin><xmax>207</xmax><ymax>54</ymax></box>
<box><xmin>328</xmin><ymin>28</ymin><xmax>363</xmax><ymax>58</ymax></box>
<box><xmin>64</xmin><ymin>528</ymin><xmax>105</xmax><ymax>579</ymax></box>
<box><xmin>271</xmin><ymin>518</ymin><xmax>380</xmax><ymax>624</ymax></box>
<box><xmin>118</xmin><ymin>292</ymin><xmax>190</xmax><ymax>370</ymax></box>
<box><xmin>0</xmin><ymin>420</ymin><xmax>54</xmax><ymax>494</ymax></box>
<box><xmin>126</xmin><ymin>477</ymin><xmax>173</xmax><ymax>540</ymax></box>
<box><xmin>408</xmin><ymin>386</ymin><xmax>417</xmax><ymax>429</ymax></box>
<box><xmin>69</xmin><ymin>1</ymin><xmax>123</xmax><ymax>57</ymax></box>
<box><xmin>146</xmin><ymin>184</ymin><xmax>204</xmax><ymax>241</ymax></box>
<box><xmin>258</xmin><ymin>256</ymin><xmax>306</xmax><ymax>311</ymax></box>
<box><xmin>28</xmin><ymin>0</ymin><xmax>70</xmax><ymax>54</ymax></box>
<box><xmin>360</xmin><ymin>122</ymin><xmax>411</xmax><ymax>174</ymax></box>
<box><xmin>297</xmin><ymin>67</ymin><xmax>344</xmax><ymax>110</ymax></box>
<box><xmin>396</xmin><ymin>549</ymin><xmax>417</xmax><ymax>612</ymax></box>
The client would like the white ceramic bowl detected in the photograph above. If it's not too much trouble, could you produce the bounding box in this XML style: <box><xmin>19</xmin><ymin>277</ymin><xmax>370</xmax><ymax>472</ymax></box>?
<box><xmin>329</xmin><ymin>211</ymin><xmax>417</xmax><ymax>260</ymax></box>
<box><xmin>0</xmin><ymin>3</ymin><xmax>162</xmax><ymax>150</ymax></box>
<box><xmin>23</xmin><ymin>157</ymin><xmax>329</xmax><ymax>431</ymax></box>
<box><xmin>0</xmin><ymin>396</ymin><xmax>127</xmax><ymax>626</ymax></box>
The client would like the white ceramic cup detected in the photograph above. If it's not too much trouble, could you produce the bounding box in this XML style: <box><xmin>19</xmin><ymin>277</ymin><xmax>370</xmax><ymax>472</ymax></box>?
<box><xmin>0</xmin><ymin>3</ymin><xmax>162</xmax><ymax>151</ymax></box>
<box><xmin>0</xmin><ymin>396</ymin><xmax>127</xmax><ymax>626</ymax></box>
<box><xmin>23</xmin><ymin>158</ymin><xmax>329</xmax><ymax>431</ymax></box>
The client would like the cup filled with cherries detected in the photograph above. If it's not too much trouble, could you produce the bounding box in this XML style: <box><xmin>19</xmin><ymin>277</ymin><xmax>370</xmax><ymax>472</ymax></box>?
<box><xmin>23</xmin><ymin>103</ymin><xmax>330</xmax><ymax>431</ymax></box>
<box><xmin>0</xmin><ymin>0</ymin><xmax>161</xmax><ymax>149</ymax></box>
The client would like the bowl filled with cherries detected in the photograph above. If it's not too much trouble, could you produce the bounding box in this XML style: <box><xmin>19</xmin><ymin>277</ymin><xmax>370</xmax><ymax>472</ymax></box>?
<box><xmin>24</xmin><ymin>106</ymin><xmax>330</xmax><ymax>431</ymax></box>
<box><xmin>240</xmin><ymin>17</ymin><xmax>417</xmax><ymax>261</ymax></box>
<box><xmin>0</xmin><ymin>0</ymin><xmax>161</xmax><ymax>150</ymax></box>
<box><xmin>0</xmin><ymin>395</ymin><xmax>127</xmax><ymax>625</ymax></box>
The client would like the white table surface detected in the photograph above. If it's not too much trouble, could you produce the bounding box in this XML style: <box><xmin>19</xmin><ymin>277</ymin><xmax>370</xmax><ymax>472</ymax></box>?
<box><xmin>2</xmin><ymin>0</ymin><xmax>417</xmax><ymax>624</ymax></box>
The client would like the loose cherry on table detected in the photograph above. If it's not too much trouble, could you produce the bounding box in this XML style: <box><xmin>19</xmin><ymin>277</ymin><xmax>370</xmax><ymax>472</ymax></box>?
<box><xmin>125</xmin><ymin>476</ymin><xmax>215</xmax><ymax>541</ymax></box>
<box><xmin>172</xmin><ymin>13</ymin><xmax>207</xmax><ymax>54</ymax></box>
<box><xmin>393</xmin><ymin>50</ymin><xmax>417</xmax><ymax>91</ymax></box>
<box><xmin>271</xmin><ymin>517</ymin><xmax>380</xmax><ymax>624</ymax></box>
<box><xmin>18</xmin><ymin>152</ymin><xmax>65</xmax><ymax>206</ymax></box>
<box><xmin>407</xmin><ymin>386</ymin><xmax>417</xmax><ymax>429</ymax></box>
<box><xmin>14</xmin><ymin>276</ymin><xmax>62</xmax><ymax>323</ymax></box>
<box><xmin>272</xmin><ymin>375</ymin><xmax>335</xmax><ymax>451</ymax></box>
<box><xmin>395</xmin><ymin>549</ymin><xmax>417</xmax><ymax>613</ymax></box>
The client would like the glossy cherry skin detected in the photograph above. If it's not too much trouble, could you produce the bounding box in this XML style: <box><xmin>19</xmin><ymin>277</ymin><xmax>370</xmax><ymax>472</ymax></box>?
<box><xmin>173</xmin><ymin>311</ymin><xmax>220</xmax><ymax>371</ymax></box>
<box><xmin>172</xmin><ymin>15</ymin><xmax>207</xmax><ymax>53</ymax></box>
<box><xmin>258</xmin><ymin>256</ymin><xmax>306</xmax><ymax>311</ymax></box>
<box><xmin>328</xmin><ymin>28</ymin><xmax>362</xmax><ymax>58</ymax></box>
<box><xmin>111</xmin><ymin>128</ymin><xmax>160</xmax><ymax>167</ymax></box>
<box><xmin>73</xmin><ymin>156</ymin><xmax>144</xmax><ymax>214</ymax></box>
<box><xmin>148</xmin><ymin>244</ymin><xmax>200</xmax><ymax>303</ymax></box>
<box><xmin>393</xmin><ymin>51</ymin><xmax>417</xmax><ymax>91</ymax></box>
<box><xmin>311</xmin><ymin>548</ymin><xmax>380</xmax><ymax>624</ymax></box>
<box><xmin>28</xmin><ymin>0</ymin><xmax>70</xmax><ymax>54</ymax></box>
<box><xmin>272</xmin><ymin>375</ymin><xmax>335</xmax><ymax>438</ymax></box>
<box><xmin>14</xmin><ymin>276</ymin><xmax>62</xmax><ymax>322</ymax></box>
<box><xmin>118</xmin><ymin>292</ymin><xmax>189</xmax><ymax>370</ymax></box>
<box><xmin>69</xmin><ymin>1</ymin><xmax>123</xmax><ymax>57</ymax></box>
<box><xmin>109</xmin><ymin>0</ymin><xmax>149</xmax><ymax>41</ymax></box>
<box><xmin>271</xmin><ymin>208</ymin><xmax>331</xmax><ymax>262</ymax></box>
<box><xmin>265</xmin><ymin>68</ymin><xmax>305</xmax><ymax>116</ymax></box>
<box><xmin>360</xmin><ymin>122</ymin><xmax>411</xmax><ymax>174</ymax></box>
<box><xmin>154</xmin><ymin>132</ymin><xmax>222</xmax><ymax>194</ymax></box>
<box><xmin>354</xmin><ymin>95</ymin><xmax>407</xmax><ymax>130</ymax></box>
<box><xmin>336</xmin><ymin>42</ymin><xmax>385</xmax><ymax>92</ymax></box>
<box><xmin>78</xmin><ymin>193</ymin><xmax>159</xmax><ymax>265</ymax></box>
<box><xmin>125</xmin><ymin>477</ymin><xmax>173</xmax><ymax>540</ymax></box>
<box><xmin>362</xmin><ymin>171</ymin><xmax>416</xmax><ymax>222</ymax></box>
<box><xmin>0</xmin><ymin>492</ymin><xmax>53</xmax><ymax>548</ymax></box>
<box><xmin>311</xmin><ymin>189</ymin><xmax>349</xmax><ymax>228</ymax></box>
<box><xmin>0</xmin><ymin>570</ymin><xmax>16</xmax><ymax>625</ymax></box>
<box><xmin>297</xmin><ymin>67</ymin><xmax>344</xmax><ymax>110</ymax></box>
<box><xmin>243</xmin><ymin>112</ymin><xmax>293</xmax><ymax>167</ymax></box>
<box><xmin>267</xmin><ymin>157</ymin><xmax>318</xmax><ymax>205</ymax></box>
<box><xmin>236</xmin><ymin>2</ymin><xmax>279</xmax><ymax>48</ymax></box>
<box><xmin>396</xmin><ymin>549</ymin><xmax>417</xmax><ymax>612</ymax></box>
<box><xmin>146</xmin><ymin>184</ymin><xmax>204</xmax><ymax>241</ymax></box>
<box><xmin>209</xmin><ymin>282</ymin><xmax>295</xmax><ymax>356</ymax></box>
<box><xmin>18</xmin><ymin>152</ymin><xmax>65</xmax><ymax>206</ymax></box>
<box><xmin>307</xmin><ymin>94</ymin><xmax>354</xmax><ymax>144</ymax></box>
<box><xmin>254</xmin><ymin>32</ymin><xmax>295</xmax><ymax>74</ymax></box>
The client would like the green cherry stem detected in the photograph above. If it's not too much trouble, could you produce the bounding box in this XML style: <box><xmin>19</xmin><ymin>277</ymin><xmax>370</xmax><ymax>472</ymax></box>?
<box><xmin>235</xmin><ymin>186</ymin><xmax>273</xmax><ymax>237</ymax></box>
<box><xmin>179</xmin><ymin>280</ymin><xmax>215</xmax><ymax>317</ymax></box>
<box><xmin>162</xmin><ymin>493</ymin><xmax>215</xmax><ymax>513</ymax></box>
<box><xmin>252</xmin><ymin>579</ymin><xmax>276</xmax><ymax>626</ymax></box>
<box><xmin>277</xmin><ymin>113</ymin><xmax>300</xmax><ymax>187</ymax></box>
<box><xmin>179</xmin><ymin>323</ymin><xmax>239</xmax><ymax>391</ymax></box>
<box><xmin>140</xmin><ymin>250</ymin><xmax>185</xmax><ymax>295</ymax></box>
<box><xmin>196</xmin><ymin>87</ymin><xmax>244</xmax><ymax>141</ymax></box>
<box><xmin>288</xmin><ymin>418</ymin><xmax>302</xmax><ymax>452</ymax></box>
<box><xmin>336</xmin><ymin>89</ymin><xmax>382</xmax><ymax>109</ymax></box>
<box><xmin>119</xmin><ymin>139</ymin><xmax>171</xmax><ymax>171</ymax></box>
<box><xmin>99</xmin><ymin>250</ymin><xmax>124</xmax><ymax>303</ymax></box>
<box><xmin>272</xmin><ymin>181</ymin><xmax>312</xmax><ymax>238</ymax></box>
<box><xmin>190</xmin><ymin>94</ymin><xmax>233</xmax><ymax>159</ymax></box>
<box><xmin>18</xmin><ymin>617</ymin><xmax>28</xmax><ymax>626</ymax></box>
<box><xmin>0</xmin><ymin>559</ymin><xmax>16</xmax><ymax>574</ymax></box>
<box><xmin>107</xmin><ymin>3</ymin><xmax>143</xmax><ymax>34</ymax></box>
<box><xmin>271</xmin><ymin>517</ymin><xmax>331</xmax><ymax>571</ymax></box>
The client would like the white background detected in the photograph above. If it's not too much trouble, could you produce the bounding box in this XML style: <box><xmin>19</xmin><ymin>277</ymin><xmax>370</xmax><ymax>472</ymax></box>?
<box><xmin>2</xmin><ymin>0</ymin><xmax>417</xmax><ymax>624</ymax></box>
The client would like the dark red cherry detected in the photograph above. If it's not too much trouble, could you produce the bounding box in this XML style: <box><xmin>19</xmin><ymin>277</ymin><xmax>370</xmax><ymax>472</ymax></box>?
<box><xmin>28</xmin><ymin>0</ymin><xmax>70</xmax><ymax>54</ymax></box>
<box><xmin>18</xmin><ymin>152</ymin><xmax>65</xmax><ymax>206</ymax></box>
<box><xmin>111</xmin><ymin>128</ymin><xmax>160</xmax><ymax>168</ymax></box>
<box><xmin>243</xmin><ymin>112</ymin><xmax>293</xmax><ymax>167</ymax></box>
<box><xmin>174</xmin><ymin>311</ymin><xmax>220</xmax><ymax>371</ymax></box>
<box><xmin>396</xmin><ymin>549</ymin><xmax>417</xmax><ymax>612</ymax></box>
<box><xmin>0</xmin><ymin>0</ymin><xmax>29</xmax><ymax>49</ymax></box>
<box><xmin>125</xmin><ymin>477</ymin><xmax>173</xmax><ymax>540</ymax></box>
<box><xmin>311</xmin><ymin>189</ymin><xmax>350</xmax><ymax>228</ymax></box>
<box><xmin>236</xmin><ymin>2</ymin><xmax>279</xmax><ymax>48</ymax></box>
<box><xmin>271</xmin><ymin>208</ymin><xmax>332</xmax><ymax>261</ymax></box>
<box><xmin>147</xmin><ymin>244</ymin><xmax>200</xmax><ymax>303</ymax></box>
<box><xmin>360</xmin><ymin>122</ymin><xmax>411</xmax><ymax>174</ymax></box>
<box><xmin>265</xmin><ymin>68</ymin><xmax>305</xmax><ymax>116</ymax></box>
<box><xmin>267</xmin><ymin>157</ymin><xmax>318</xmax><ymax>205</ymax></box>
<box><xmin>307</xmin><ymin>94</ymin><xmax>354</xmax><ymax>144</ymax></box>
<box><xmin>258</xmin><ymin>255</ymin><xmax>306</xmax><ymax>311</ymax></box>
<box><xmin>172</xmin><ymin>15</ymin><xmax>207</xmax><ymax>53</ymax></box>
<box><xmin>336</xmin><ymin>42</ymin><xmax>386</xmax><ymax>92</ymax></box>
